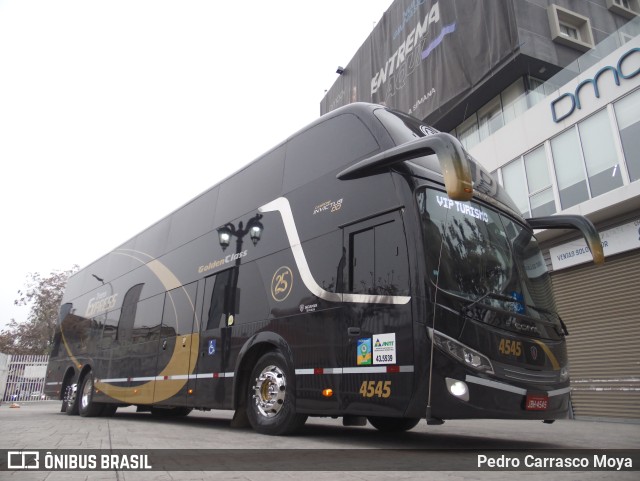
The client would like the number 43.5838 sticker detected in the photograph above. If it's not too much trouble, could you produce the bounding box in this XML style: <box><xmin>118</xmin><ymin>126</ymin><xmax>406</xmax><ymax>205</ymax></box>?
<box><xmin>359</xmin><ymin>380</ymin><xmax>391</xmax><ymax>398</ymax></box>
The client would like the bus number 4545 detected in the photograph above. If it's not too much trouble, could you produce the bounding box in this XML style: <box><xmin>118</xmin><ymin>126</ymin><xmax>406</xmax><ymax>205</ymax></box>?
<box><xmin>359</xmin><ymin>380</ymin><xmax>391</xmax><ymax>398</ymax></box>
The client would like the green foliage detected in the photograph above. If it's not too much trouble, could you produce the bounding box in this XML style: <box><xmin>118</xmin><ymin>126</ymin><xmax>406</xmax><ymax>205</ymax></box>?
<box><xmin>0</xmin><ymin>266</ymin><xmax>78</xmax><ymax>355</ymax></box>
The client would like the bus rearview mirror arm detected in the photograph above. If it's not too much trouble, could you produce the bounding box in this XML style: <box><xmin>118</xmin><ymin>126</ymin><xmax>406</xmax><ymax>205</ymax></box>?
<box><xmin>337</xmin><ymin>132</ymin><xmax>474</xmax><ymax>201</ymax></box>
<box><xmin>527</xmin><ymin>215</ymin><xmax>605</xmax><ymax>265</ymax></box>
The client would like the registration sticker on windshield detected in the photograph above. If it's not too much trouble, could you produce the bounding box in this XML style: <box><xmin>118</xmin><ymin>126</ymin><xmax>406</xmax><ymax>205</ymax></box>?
<box><xmin>373</xmin><ymin>333</ymin><xmax>396</xmax><ymax>365</ymax></box>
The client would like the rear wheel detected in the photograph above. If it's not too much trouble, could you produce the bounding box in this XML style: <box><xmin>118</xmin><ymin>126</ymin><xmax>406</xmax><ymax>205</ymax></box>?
<box><xmin>79</xmin><ymin>371</ymin><xmax>103</xmax><ymax>417</ymax></box>
<box><xmin>64</xmin><ymin>382</ymin><xmax>79</xmax><ymax>416</ymax></box>
<box><xmin>247</xmin><ymin>351</ymin><xmax>306</xmax><ymax>435</ymax></box>
<box><xmin>368</xmin><ymin>416</ymin><xmax>421</xmax><ymax>432</ymax></box>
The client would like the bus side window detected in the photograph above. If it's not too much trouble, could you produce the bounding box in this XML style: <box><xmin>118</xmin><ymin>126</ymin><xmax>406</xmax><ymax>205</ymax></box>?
<box><xmin>347</xmin><ymin>212</ymin><xmax>409</xmax><ymax>296</ymax></box>
<box><xmin>283</xmin><ymin>113</ymin><xmax>379</xmax><ymax>193</ymax></box>
<box><xmin>131</xmin><ymin>293</ymin><xmax>163</xmax><ymax>344</ymax></box>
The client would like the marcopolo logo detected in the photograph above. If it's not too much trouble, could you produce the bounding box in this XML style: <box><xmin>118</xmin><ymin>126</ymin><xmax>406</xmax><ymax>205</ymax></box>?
<box><xmin>550</xmin><ymin>47</ymin><xmax>640</xmax><ymax>123</ymax></box>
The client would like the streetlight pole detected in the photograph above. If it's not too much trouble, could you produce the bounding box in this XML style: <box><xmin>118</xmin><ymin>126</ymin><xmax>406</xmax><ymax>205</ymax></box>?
<box><xmin>216</xmin><ymin>213</ymin><xmax>263</xmax><ymax>325</ymax></box>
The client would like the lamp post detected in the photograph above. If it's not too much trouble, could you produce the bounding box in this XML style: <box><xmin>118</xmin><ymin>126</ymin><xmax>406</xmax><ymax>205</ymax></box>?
<box><xmin>216</xmin><ymin>213</ymin><xmax>263</xmax><ymax>325</ymax></box>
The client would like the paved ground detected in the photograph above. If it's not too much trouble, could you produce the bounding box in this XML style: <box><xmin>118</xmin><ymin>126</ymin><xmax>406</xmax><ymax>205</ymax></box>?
<box><xmin>0</xmin><ymin>401</ymin><xmax>638</xmax><ymax>480</ymax></box>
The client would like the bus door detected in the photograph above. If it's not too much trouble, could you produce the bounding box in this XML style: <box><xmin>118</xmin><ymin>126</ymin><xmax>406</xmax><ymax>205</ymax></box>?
<box><xmin>342</xmin><ymin>210</ymin><xmax>413</xmax><ymax>413</ymax></box>
<box><xmin>192</xmin><ymin>269</ymin><xmax>234</xmax><ymax>408</ymax></box>
<box><xmin>153</xmin><ymin>282</ymin><xmax>198</xmax><ymax>406</ymax></box>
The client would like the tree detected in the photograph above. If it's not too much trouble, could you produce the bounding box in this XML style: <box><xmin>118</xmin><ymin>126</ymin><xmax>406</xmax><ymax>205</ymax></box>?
<box><xmin>0</xmin><ymin>266</ymin><xmax>78</xmax><ymax>355</ymax></box>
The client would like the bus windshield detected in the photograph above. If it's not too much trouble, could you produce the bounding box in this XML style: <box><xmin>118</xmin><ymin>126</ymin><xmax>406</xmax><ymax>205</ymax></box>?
<box><xmin>417</xmin><ymin>187</ymin><xmax>559</xmax><ymax>325</ymax></box>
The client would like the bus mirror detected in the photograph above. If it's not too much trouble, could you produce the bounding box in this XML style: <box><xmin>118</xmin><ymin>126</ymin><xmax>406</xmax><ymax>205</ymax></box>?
<box><xmin>527</xmin><ymin>215</ymin><xmax>604</xmax><ymax>265</ymax></box>
<box><xmin>430</xmin><ymin>133</ymin><xmax>473</xmax><ymax>201</ymax></box>
<box><xmin>337</xmin><ymin>133</ymin><xmax>473</xmax><ymax>201</ymax></box>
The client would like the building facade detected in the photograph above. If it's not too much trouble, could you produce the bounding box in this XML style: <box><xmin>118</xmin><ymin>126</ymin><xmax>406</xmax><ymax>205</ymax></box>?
<box><xmin>322</xmin><ymin>0</ymin><xmax>640</xmax><ymax>421</ymax></box>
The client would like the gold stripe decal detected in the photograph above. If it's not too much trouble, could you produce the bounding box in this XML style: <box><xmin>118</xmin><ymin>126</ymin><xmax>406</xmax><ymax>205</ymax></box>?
<box><xmin>259</xmin><ymin>197</ymin><xmax>411</xmax><ymax>305</ymax></box>
<box><xmin>90</xmin><ymin>252</ymin><xmax>198</xmax><ymax>403</ymax></box>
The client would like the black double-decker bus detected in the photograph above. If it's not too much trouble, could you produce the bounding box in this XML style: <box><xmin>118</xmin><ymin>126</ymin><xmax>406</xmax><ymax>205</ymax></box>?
<box><xmin>45</xmin><ymin>103</ymin><xmax>603</xmax><ymax>435</ymax></box>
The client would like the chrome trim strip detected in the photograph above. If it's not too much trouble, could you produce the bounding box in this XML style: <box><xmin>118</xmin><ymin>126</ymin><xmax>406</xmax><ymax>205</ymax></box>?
<box><xmin>465</xmin><ymin>375</ymin><xmax>527</xmax><ymax>395</ymax></box>
<box><xmin>548</xmin><ymin>387</ymin><xmax>571</xmax><ymax>397</ymax></box>
<box><xmin>259</xmin><ymin>197</ymin><xmax>411</xmax><ymax>305</ymax></box>
<box><xmin>466</xmin><ymin>375</ymin><xmax>571</xmax><ymax>397</ymax></box>
<box><xmin>294</xmin><ymin>365</ymin><xmax>415</xmax><ymax>375</ymax></box>
<box><xmin>97</xmin><ymin>378</ymin><xmax>128</xmax><ymax>383</ymax></box>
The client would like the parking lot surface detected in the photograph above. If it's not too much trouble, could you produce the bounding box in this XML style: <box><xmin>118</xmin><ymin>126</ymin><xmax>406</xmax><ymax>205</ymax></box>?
<box><xmin>0</xmin><ymin>401</ymin><xmax>638</xmax><ymax>480</ymax></box>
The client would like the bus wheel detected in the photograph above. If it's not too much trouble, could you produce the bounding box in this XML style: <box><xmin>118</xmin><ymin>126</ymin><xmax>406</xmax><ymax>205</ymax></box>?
<box><xmin>368</xmin><ymin>416</ymin><xmax>421</xmax><ymax>432</ymax></box>
<box><xmin>247</xmin><ymin>351</ymin><xmax>307</xmax><ymax>435</ymax></box>
<box><xmin>64</xmin><ymin>382</ymin><xmax>79</xmax><ymax>416</ymax></box>
<box><xmin>79</xmin><ymin>371</ymin><xmax>103</xmax><ymax>417</ymax></box>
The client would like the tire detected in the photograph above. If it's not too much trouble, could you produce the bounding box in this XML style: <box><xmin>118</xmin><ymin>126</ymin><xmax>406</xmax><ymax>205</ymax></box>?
<box><xmin>79</xmin><ymin>371</ymin><xmax>103</xmax><ymax>417</ymax></box>
<box><xmin>64</xmin><ymin>381</ymin><xmax>80</xmax><ymax>416</ymax></box>
<box><xmin>246</xmin><ymin>351</ymin><xmax>307</xmax><ymax>435</ymax></box>
<box><xmin>150</xmin><ymin>406</ymin><xmax>192</xmax><ymax>417</ymax></box>
<box><xmin>368</xmin><ymin>416</ymin><xmax>421</xmax><ymax>432</ymax></box>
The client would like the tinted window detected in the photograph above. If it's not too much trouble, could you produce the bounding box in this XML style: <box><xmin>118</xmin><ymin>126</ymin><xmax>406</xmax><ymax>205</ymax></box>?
<box><xmin>132</xmin><ymin>294</ymin><xmax>164</xmax><ymax>344</ymax></box>
<box><xmin>284</xmin><ymin>114</ymin><xmax>379</xmax><ymax>192</ymax></box>
<box><xmin>215</xmin><ymin>146</ymin><xmax>284</xmax><ymax>227</ymax></box>
<box><xmin>167</xmin><ymin>187</ymin><xmax>219</xmax><ymax>252</ymax></box>
<box><xmin>348</xmin><ymin>212</ymin><xmax>409</xmax><ymax>296</ymax></box>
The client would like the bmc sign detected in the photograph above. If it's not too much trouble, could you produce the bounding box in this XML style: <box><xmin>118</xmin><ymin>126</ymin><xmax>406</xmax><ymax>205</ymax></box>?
<box><xmin>550</xmin><ymin>47</ymin><xmax>640</xmax><ymax>123</ymax></box>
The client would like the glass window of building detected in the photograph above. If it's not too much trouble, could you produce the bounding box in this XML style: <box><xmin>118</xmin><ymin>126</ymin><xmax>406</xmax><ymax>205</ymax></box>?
<box><xmin>559</xmin><ymin>23</ymin><xmax>579</xmax><ymax>39</ymax></box>
<box><xmin>502</xmin><ymin>160</ymin><xmax>529</xmax><ymax>216</ymax></box>
<box><xmin>527</xmin><ymin>77</ymin><xmax>547</xmax><ymax>108</ymax></box>
<box><xmin>457</xmin><ymin>113</ymin><xmax>480</xmax><ymax>150</ymax></box>
<box><xmin>478</xmin><ymin>95</ymin><xmax>504</xmax><ymax>141</ymax></box>
<box><xmin>551</xmin><ymin>128</ymin><xmax>590</xmax><ymax>209</ymax></box>
<box><xmin>614</xmin><ymin>89</ymin><xmax>640</xmax><ymax>182</ymax></box>
<box><xmin>501</xmin><ymin>79</ymin><xmax>526</xmax><ymax>124</ymax></box>
<box><xmin>524</xmin><ymin>146</ymin><xmax>556</xmax><ymax>217</ymax></box>
<box><xmin>578</xmin><ymin>109</ymin><xmax>623</xmax><ymax>198</ymax></box>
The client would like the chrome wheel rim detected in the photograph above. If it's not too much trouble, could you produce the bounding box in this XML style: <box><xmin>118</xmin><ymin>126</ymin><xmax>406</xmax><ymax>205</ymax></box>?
<box><xmin>252</xmin><ymin>365</ymin><xmax>286</xmax><ymax>418</ymax></box>
<box><xmin>65</xmin><ymin>383</ymin><xmax>77</xmax><ymax>406</ymax></box>
<box><xmin>81</xmin><ymin>376</ymin><xmax>93</xmax><ymax>410</ymax></box>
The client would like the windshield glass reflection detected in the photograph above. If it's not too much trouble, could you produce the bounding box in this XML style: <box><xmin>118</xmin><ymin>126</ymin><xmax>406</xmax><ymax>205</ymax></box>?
<box><xmin>417</xmin><ymin>188</ymin><xmax>559</xmax><ymax>322</ymax></box>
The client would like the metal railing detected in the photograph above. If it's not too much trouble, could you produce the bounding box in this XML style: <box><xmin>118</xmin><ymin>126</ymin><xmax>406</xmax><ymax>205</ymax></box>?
<box><xmin>1</xmin><ymin>354</ymin><xmax>50</xmax><ymax>403</ymax></box>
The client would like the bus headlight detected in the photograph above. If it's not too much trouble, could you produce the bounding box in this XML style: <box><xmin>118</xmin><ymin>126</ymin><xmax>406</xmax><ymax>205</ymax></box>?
<box><xmin>560</xmin><ymin>364</ymin><xmax>569</xmax><ymax>382</ymax></box>
<box><xmin>428</xmin><ymin>328</ymin><xmax>494</xmax><ymax>374</ymax></box>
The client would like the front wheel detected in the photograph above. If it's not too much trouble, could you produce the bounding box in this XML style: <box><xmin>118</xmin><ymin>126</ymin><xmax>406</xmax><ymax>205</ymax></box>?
<box><xmin>368</xmin><ymin>416</ymin><xmax>421</xmax><ymax>432</ymax></box>
<box><xmin>247</xmin><ymin>351</ymin><xmax>307</xmax><ymax>435</ymax></box>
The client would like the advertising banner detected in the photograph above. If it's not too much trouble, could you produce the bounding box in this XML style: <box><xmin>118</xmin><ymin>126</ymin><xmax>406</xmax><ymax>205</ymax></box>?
<box><xmin>320</xmin><ymin>0</ymin><xmax>519</xmax><ymax>122</ymax></box>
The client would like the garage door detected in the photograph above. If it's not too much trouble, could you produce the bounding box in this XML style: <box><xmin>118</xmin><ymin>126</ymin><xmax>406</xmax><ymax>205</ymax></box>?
<box><xmin>551</xmin><ymin>249</ymin><xmax>640</xmax><ymax>420</ymax></box>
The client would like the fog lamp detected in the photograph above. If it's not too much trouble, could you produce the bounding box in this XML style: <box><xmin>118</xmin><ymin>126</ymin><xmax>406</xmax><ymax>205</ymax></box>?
<box><xmin>445</xmin><ymin>378</ymin><xmax>469</xmax><ymax>402</ymax></box>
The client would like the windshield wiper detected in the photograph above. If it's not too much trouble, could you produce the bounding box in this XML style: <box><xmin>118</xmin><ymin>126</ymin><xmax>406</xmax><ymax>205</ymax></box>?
<box><xmin>461</xmin><ymin>291</ymin><xmax>569</xmax><ymax>335</ymax></box>
<box><xmin>461</xmin><ymin>289</ymin><xmax>517</xmax><ymax>315</ymax></box>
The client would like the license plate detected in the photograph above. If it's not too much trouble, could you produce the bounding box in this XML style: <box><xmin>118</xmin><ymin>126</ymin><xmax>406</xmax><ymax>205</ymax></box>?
<box><xmin>525</xmin><ymin>394</ymin><xmax>548</xmax><ymax>411</ymax></box>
